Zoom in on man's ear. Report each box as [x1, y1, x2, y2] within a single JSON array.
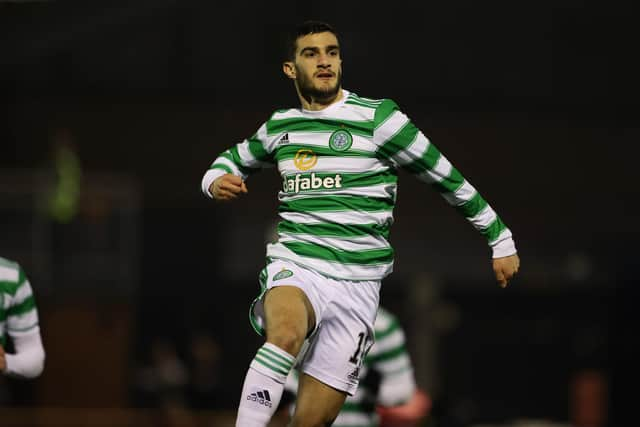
[[282, 61, 296, 80]]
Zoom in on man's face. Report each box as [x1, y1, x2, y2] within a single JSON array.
[[289, 31, 342, 102]]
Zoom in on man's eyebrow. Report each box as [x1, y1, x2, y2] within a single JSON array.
[[300, 46, 320, 54], [299, 45, 340, 54]]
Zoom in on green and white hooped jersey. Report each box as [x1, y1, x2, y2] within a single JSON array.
[[203, 89, 515, 280], [0, 257, 40, 347]]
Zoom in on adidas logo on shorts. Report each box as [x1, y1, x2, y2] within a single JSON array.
[[348, 366, 360, 381], [247, 389, 272, 408]]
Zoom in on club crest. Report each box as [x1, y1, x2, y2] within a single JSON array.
[[273, 269, 294, 281], [329, 129, 353, 152]]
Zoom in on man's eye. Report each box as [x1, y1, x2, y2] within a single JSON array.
[[304, 52, 315, 57]]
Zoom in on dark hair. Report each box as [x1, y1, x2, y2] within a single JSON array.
[[284, 21, 339, 61]]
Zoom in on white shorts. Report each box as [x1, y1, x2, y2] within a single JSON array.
[[250, 259, 381, 395]]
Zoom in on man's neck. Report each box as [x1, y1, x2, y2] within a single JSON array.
[[299, 88, 344, 111]]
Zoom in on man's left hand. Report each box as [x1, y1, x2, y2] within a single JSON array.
[[492, 254, 520, 288]]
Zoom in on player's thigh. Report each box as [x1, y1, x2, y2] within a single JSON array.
[[264, 286, 315, 351], [291, 373, 347, 427]]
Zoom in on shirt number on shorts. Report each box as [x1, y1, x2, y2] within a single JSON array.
[[349, 332, 366, 364]]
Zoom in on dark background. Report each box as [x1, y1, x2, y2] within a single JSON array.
[[1, 1, 637, 426]]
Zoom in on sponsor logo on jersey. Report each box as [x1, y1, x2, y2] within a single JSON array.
[[282, 172, 343, 194], [273, 269, 293, 281], [293, 149, 317, 171], [247, 389, 272, 407], [329, 129, 353, 152]]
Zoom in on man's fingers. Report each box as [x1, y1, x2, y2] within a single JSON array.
[[224, 174, 244, 186], [216, 188, 238, 201], [219, 181, 242, 193], [220, 180, 248, 194], [495, 269, 507, 288]]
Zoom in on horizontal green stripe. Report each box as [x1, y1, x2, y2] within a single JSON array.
[[455, 193, 487, 218], [366, 344, 407, 363], [377, 122, 419, 160], [432, 167, 466, 194], [8, 323, 39, 333], [7, 295, 35, 316], [345, 97, 380, 109], [375, 319, 400, 340], [260, 346, 294, 367], [350, 94, 382, 105], [0, 282, 19, 294], [257, 348, 293, 370], [282, 241, 393, 265], [220, 151, 235, 163], [268, 118, 373, 138], [278, 220, 390, 240], [279, 195, 393, 213], [345, 99, 377, 110], [483, 217, 508, 243], [228, 147, 258, 175], [247, 137, 270, 162], [0, 267, 23, 295], [275, 144, 375, 159], [383, 365, 413, 376], [373, 99, 398, 129], [403, 143, 441, 174], [254, 355, 289, 376]]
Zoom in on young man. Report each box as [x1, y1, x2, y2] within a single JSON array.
[[201, 21, 520, 427], [0, 256, 46, 379], [278, 306, 431, 427]]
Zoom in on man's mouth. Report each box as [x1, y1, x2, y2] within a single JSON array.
[[316, 72, 334, 79]]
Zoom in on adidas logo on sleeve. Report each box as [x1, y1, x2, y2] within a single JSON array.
[[247, 389, 273, 408], [277, 133, 290, 145]]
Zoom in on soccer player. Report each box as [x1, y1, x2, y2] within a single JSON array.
[[0, 256, 46, 379], [201, 20, 520, 427], [279, 306, 431, 427]]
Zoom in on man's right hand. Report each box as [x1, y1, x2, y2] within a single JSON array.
[[210, 173, 249, 201]]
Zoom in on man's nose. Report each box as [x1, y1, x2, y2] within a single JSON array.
[[317, 54, 331, 66]]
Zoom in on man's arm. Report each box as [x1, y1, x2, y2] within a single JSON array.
[[1, 328, 45, 379], [2, 267, 45, 379], [201, 121, 274, 200], [373, 99, 519, 286]]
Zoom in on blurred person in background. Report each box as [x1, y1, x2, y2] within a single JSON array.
[[185, 330, 225, 410], [133, 336, 195, 427], [201, 20, 519, 427], [0, 256, 46, 380], [275, 306, 431, 427]]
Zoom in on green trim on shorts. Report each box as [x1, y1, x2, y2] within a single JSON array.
[[249, 266, 269, 337]]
